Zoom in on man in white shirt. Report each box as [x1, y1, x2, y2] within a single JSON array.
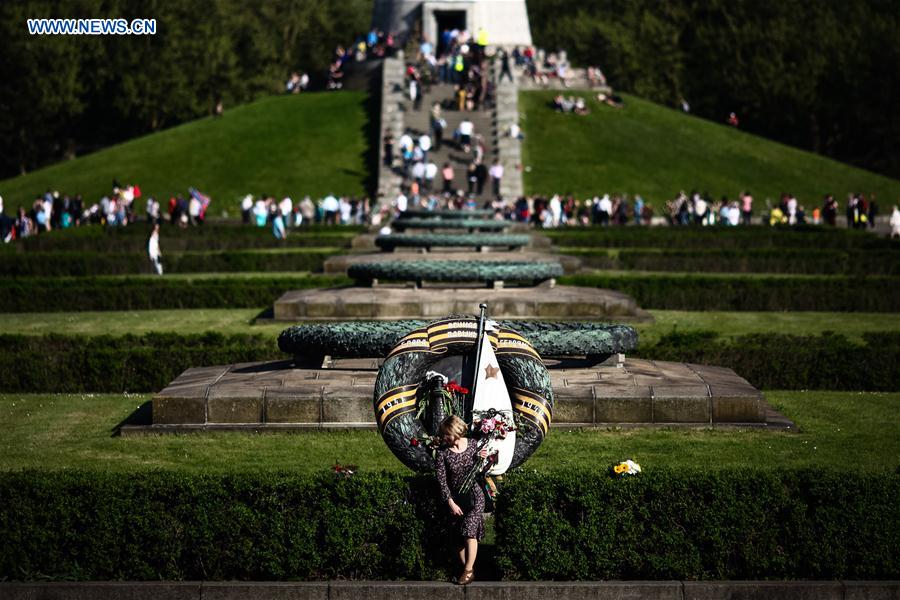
[[489, 160, 504, 198], [322, 194, 340, 225], [395, 192, 408, 214], [458, 119, 474, 151], [419, 134, 432, 161], [425, 162, 438, 191], [279, 196, 293, 227]]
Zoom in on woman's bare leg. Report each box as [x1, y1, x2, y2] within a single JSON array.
[[464, 538, 478, 571], [458, 544, 466, 567]]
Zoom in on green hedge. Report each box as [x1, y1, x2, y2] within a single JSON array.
[[1, 469, 896, 581], [0, 275, 350, 312], [4, 272, 893, 313], [2, 331, 897, 393], [564, 248, 900, 275], [0, 248, 345, 277], [560, 272, 900, 312], [633, 331, 899, 392], [495, 469, 900, 580], [546, 226, 898, 251], [0, 334, 282, 393], [0, 470, 454, 581], [1, 223, 363, 253]]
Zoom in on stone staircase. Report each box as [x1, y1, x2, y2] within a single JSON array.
[[401, 81, 499, 201]]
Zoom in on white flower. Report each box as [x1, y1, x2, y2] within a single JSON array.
[[424, 371, 448, 385]]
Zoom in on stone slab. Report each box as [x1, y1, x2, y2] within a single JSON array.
[[682, 581, 844, 600], [150, 358, 778, 428], [467, 581, 682, 600], [324, 251, 582, 275], [202, 582, 329, 600], [273, 285, 651, 321]]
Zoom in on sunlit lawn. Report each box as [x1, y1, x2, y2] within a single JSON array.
[[1, 309, 895, 345], [1, 391, 896, 474]]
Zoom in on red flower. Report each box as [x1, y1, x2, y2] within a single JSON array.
[[410, 437, 420, 447]]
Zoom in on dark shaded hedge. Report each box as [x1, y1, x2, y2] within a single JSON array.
[[2, 272, 894, 313], [0, 470, 455, 581], [2, 223, 363, 253], [0, 333, 282, 393], [633, 331, 900, 392], [494, 469, 900, 580], [546, 225, 898, 251], [560, 273, 900, 312], [0, 248, 341, 276], [1, 469, 897, 581], [565, 248, 900, 275], [0, 275, 350, 312], [2, 331, 897, 393]]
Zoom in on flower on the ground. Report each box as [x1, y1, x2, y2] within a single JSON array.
[[609, 459, 641, 479]]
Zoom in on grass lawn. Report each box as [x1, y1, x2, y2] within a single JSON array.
[[1, 309, 896, 345], [0, 92, 372, 216], [520, 91, 900, 206], [0, 391, 896, 474]]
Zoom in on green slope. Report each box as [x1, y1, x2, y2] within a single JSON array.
[[521, 91, 900, 206], [0, 92, 372, 216]]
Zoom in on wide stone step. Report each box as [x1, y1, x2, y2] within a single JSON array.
[[146, 358, 778, 431]]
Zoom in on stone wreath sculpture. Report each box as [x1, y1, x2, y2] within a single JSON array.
[[376, 233, 531, 252], [278, 320, 638, 363], [398, 209, 494, 219], [347, 260, 564, 285], [374, 316, 553, 472], [392, 218, 509, 231]]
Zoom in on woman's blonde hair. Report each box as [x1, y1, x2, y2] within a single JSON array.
[[439, 415, 467, 440]]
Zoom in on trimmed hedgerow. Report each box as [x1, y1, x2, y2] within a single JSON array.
[[559, 272, 900, 312], [0, 248, 342, 276], [632, 331, 899, 392], [0, 275, 350, 312], [1, 273, 893, 313], [1, 469, 896, 581], [494, 468, 900, 580], [0, 470, 456, 581], [1, 331, 897, 393], [545, 225, 897, 251], [2, 223, 363, 253], [564, 248, 900, 275], [0, 333, 281, 393]]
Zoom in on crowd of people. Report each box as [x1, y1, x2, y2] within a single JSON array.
[[239, 193, 371, 238]]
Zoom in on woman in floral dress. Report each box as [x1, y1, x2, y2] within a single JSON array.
[[435, 415, 488, 585]]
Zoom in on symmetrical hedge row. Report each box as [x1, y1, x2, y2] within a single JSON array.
[[2, 224, 363, 253], [565, 248, 900, 275], [633, 331, 899, 392], [0, 275, 350, 312], [0, 334, 282, 393], [0, 469, 896, 581], [560, 273, 900, 312], [546, 226, 897, 250], [494, 469, 899, 580], [3, 331, 896, 393], [0, 248, 341, 276], [0, 470, 453, 581]]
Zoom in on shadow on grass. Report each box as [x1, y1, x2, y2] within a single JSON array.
[[111, 400, 152, 437]]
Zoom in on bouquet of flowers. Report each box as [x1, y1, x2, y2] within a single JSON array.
[[457, 409, 516, 495], [332, 463, 357, 478], [416, 371, 467, 423], [608, 459, 642, 479]]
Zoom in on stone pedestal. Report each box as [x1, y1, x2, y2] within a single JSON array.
[[138, 357, 786, 434], [273, 285, 652, 321]]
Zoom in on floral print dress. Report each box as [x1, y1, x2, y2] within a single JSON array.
[[435, 440, 485, 541]]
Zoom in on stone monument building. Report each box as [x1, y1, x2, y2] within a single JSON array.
[[372, 0, 533, 47]]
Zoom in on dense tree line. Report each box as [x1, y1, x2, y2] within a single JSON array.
[[0, 0, 371, 178], [529, 0, 900, 179]]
